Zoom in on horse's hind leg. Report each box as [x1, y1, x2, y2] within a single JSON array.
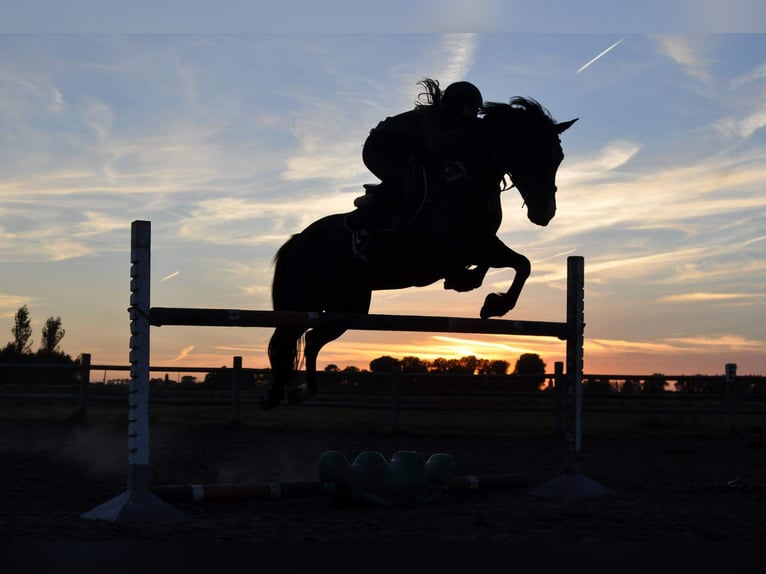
[[287, 326, 347, 405], [263, 326, 305, 410]]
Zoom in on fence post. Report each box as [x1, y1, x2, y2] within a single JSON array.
[[76, 353, 91, 420], [390, 363, 401, 434], [231, 356, 242, 425], [725, 363, 739, 436]]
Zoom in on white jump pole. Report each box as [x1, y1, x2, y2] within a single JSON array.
[[82, 220, 188, 522]]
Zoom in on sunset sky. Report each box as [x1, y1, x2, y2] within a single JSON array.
[[1, 4, 765, 378]]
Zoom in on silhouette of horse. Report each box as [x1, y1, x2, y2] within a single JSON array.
[[263, 98, 577, 408]]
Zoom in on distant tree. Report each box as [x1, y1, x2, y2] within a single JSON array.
[[620, 378, 641, 393], [429, 357, 452, 373], [473, 358, 510, 376], [488, 360, 510, 376], [370, 355, 400, 373], [203, 367, 257, 389], [584, 376, 614, 393], [342, 365, 361, 374], [324, 364, 340, 372], [400, 356, 429, 373], [643, 373, 668, 393], [512, 353, 546, 391], [455, 355, 479, 374], [426, 357, 464, 373], [676, 375, 722, 394], [11, 305, 33, 355], [40, 316, 65, 353]]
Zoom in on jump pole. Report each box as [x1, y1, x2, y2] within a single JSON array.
[[81, 221, 188, 522], [83, 222, 607, 522], [529, 256, 612, 498]]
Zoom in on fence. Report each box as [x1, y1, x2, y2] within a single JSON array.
[[1, 356, 761, 435]]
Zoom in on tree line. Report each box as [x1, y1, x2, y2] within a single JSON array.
[[0, 305, 76, 383], [325, 353, 549, 391]]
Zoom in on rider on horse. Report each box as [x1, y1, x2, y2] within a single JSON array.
[[346, 78, 484, 234]]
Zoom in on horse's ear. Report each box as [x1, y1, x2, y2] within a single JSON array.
[[555, 118, 578, 134]]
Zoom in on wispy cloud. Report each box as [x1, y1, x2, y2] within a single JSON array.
[[654, 35, 713, 83], [170, 345, 195, 363], [0, 294, 31, 318], [436, 33, 478, 82], [731, 62, 766, 89], [659, 292, 758, 303], [662, 334, 766, 351], [714, 104, 766, 138], [562, 140, 641, 181], [160, 271, 180, 282]]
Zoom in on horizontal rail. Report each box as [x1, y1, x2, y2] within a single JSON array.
[[150, 308, 570, 339], [152, 473, 533, 503]]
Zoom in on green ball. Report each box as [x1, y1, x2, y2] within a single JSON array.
[[318, 450, 351, 485], [425, 453, 456, 486]]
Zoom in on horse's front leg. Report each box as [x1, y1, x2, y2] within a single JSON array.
[[443, 265, 489, 292], [477, 237, 531, 319]]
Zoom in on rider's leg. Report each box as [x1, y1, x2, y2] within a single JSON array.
[[348, 136, 407, 231]]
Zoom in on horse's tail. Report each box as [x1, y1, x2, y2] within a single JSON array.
[[268, 233, 306, 382], [271, 233, 298, 311]]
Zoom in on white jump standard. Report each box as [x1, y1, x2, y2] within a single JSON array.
[[82, 220, 609, 523]]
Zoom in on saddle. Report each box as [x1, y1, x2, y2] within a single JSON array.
[[347, 161, 469, 263]]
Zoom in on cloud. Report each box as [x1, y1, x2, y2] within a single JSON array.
[[562, 140, 641, 181], [658, 292, 758, 303], [160, 271, 180, 282], [731, 62, 766, 89], [662, 334, 766, 352], [654, 35, 713, 83], [436, 33, 478, 82], [0, 294, 31, 318], [176, 192, 359, 247], [715, 104, 766, 138], [170, 345, 195, 363]]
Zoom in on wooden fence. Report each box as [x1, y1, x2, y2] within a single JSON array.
[[1, 355, 762, 436]]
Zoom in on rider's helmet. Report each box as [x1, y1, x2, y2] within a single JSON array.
[[441, 81, 483, 121]]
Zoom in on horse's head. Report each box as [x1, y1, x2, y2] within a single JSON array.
[[482, 98, 577, 227]]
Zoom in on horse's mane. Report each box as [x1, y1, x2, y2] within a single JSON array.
[[481, 97, 556, 130]]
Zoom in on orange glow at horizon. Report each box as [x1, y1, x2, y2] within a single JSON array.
[[145, 331, 763, 378]]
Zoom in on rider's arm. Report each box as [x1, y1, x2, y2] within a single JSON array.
[[417, 110, 479, 156]]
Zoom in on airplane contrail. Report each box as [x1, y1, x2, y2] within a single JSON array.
[[577, 38, 624, 74], [160, 271, 180, 282]]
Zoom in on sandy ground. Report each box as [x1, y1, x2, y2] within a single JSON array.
[[2, 419, 766, 544]]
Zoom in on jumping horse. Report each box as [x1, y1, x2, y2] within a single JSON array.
[[263, 97, 577, 408]]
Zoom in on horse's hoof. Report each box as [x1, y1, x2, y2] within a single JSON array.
[[287, 384, 316, 405], [480, 293, 510, 319], [260, 388, 285, 410]]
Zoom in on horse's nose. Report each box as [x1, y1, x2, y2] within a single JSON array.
[[528, 197, 556, 226]]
